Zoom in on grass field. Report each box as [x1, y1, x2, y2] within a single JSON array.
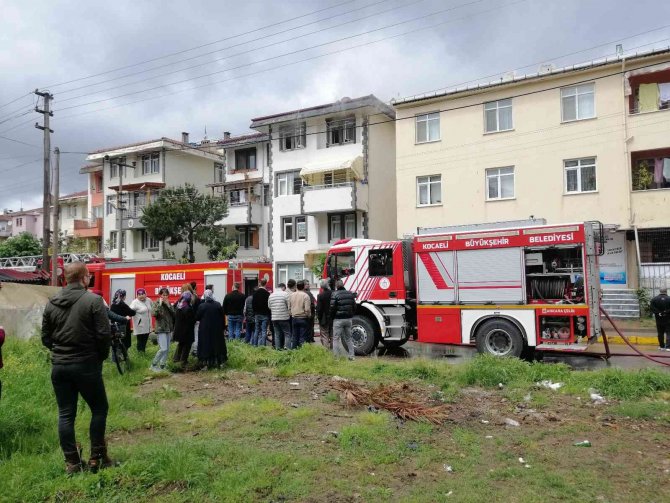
[[1, 338, 669, 502]]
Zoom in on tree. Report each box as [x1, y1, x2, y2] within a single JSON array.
[[0, 232, 42, 258], [140, 184, 231, 263]]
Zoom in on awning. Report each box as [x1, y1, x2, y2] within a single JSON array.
[[300, 156, 363, 180]]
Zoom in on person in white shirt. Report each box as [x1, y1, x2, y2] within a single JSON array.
[[129, 288, 153, 352]]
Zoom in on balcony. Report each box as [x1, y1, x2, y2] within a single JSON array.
[[120, 208, 146, 230], [0, 229, 11, 238], [217, 202, 263, 226], [74, 218, 103, 238], [301, 182, 368, 214]]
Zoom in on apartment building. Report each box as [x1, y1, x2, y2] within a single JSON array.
[[83, 134, 223, 261], [0, 213, 11, 241], [393, 48, 670, 293], [250, 95, 396, 285], [9, 208, 43, 239], [57, 190, 89, 246], [74, 166, 105, 252], [206, 132, 271, 260]]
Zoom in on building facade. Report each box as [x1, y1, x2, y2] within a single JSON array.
[[8, 208, 43, 239], [250, 95, 397, 285], [206, 132, 271, 261], [83, 135, 223, 261], [0, 213, 12, 241], [393, 49, 670, 292]]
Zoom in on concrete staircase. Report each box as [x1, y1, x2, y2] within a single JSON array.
[[601, 289, 640, 319]]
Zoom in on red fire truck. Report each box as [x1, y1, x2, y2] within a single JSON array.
[[89, 260, 272, 303], [323, 221, 604, 357]]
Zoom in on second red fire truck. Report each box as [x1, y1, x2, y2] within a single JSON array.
[[323, 221, 604, 357]]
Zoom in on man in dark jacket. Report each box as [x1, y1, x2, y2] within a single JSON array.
[[650, 288, 670, 350], [41, 262, 112, 474], [316, 279, 333, 349], [252, 279, 271, 346], [329, 279, 356, 360], [223, 282, 246, 340]]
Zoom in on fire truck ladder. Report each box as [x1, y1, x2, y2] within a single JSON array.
[[0, 252, 100, 269]]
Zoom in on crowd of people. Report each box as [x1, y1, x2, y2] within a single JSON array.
[[103, 277, 358, 373], [40, 262, 360, 474]]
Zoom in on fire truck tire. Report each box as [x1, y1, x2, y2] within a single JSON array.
[[345, 315, 378, 356], [475, 318, 525, 358]]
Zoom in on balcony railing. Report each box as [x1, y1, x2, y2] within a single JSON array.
[[74, 218, 103, 238]]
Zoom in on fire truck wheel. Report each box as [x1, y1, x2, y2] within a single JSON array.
[[346, 315, 378, 356], [475, 318, 524, 358]]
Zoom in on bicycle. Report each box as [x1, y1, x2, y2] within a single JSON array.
[[110, 323, 130, 375]]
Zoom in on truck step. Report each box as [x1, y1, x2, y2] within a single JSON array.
[[535, 343, 589, 352]]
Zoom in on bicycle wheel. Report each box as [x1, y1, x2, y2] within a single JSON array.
[[118, 344, 130, 374], [113, 343, 124, 375]]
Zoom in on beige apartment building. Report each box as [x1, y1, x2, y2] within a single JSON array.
[[393, 48, 670, 297]]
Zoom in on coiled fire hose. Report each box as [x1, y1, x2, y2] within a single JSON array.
[[599, 306, 670, 367]]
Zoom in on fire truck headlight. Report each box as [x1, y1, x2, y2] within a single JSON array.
[[577, 316, 585, 323]]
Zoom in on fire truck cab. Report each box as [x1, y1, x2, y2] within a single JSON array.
[[324, 222, 604, 357]]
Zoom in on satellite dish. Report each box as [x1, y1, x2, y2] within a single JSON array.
[[127, 219, 134, 228]]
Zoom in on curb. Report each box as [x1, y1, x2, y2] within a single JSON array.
[[597, 335, 658, 346]]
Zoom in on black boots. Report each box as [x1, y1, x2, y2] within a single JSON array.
[[88, 441, 114, 473], [64, 443, 84, 475]]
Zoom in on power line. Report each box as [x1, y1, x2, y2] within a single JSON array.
[[0, 92, 31, 111], [0, 109, 32, 127], [0, 134, 40, 148], [56, 0, 398, 97], [54, 0, 523, 114], [55, 0, 490, 111], [43, 0, 360, 89]]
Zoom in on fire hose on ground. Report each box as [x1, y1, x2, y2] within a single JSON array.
[[599, 306, 670, 368]]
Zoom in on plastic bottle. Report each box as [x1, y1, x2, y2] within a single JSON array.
[[573, 440, 591, 447]]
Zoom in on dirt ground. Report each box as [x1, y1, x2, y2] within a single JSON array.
[[127, 369, 670, 502]]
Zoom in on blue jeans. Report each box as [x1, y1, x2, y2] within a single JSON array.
[[272, 320, 291, 350], [253, 314, 269, 346], [151, 332, 171, 368], [228, 315, 243, 340], [290, 317, 308, 349]]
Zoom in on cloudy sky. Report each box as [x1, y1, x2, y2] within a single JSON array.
[[0, 0, 668, 212]]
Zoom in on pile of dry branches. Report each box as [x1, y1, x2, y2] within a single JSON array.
[[331, 379, 449, 424]]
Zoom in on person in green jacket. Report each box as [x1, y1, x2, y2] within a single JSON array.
[[151, 287, 175, 372], [41, 262, 112, 474]]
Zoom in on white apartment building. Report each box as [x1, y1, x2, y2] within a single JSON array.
[[84, 134, 223, 261], [206, 132, 271, 260], [250, 95, 397, 285], [57, 191, 88, 242]]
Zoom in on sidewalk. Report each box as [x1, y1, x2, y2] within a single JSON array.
[[599, 316, 659, 346]]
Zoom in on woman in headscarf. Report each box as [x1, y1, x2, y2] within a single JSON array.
[[196, 289, 227, 369], [110, 289, 136, 349], [172, 291, 196, 368]]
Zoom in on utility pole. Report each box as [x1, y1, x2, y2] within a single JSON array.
[[51, 147, 60, 286], [35, 89, 53, 273], [105, 155, 136, 260]]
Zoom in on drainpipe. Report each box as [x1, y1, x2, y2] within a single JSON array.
[[622, 56, 634, 228]]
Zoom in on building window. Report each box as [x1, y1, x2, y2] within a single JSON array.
[[235, 148, 257, 170], [276, 170, 302, 196], [93, 206, 103, 218], [415, 112, 440, 143], [484, 99, 513, 133], [236, 228, 250, 249], [68, 205, 77, 218], [326, 116, 356, 146], [133, 191, 147, 215], [282, 217, 293, 241], [632, 81, 670, 113], [142, 152, 160, 175], [282, 216, 307, 242], [106, 195, 115, 215], [109, 231, 125, 250], [417, 175, 442, 206], [328, 213, 356, 241], [228, 188, 247, 206], [279, 123, 306, 151], [632, 155, 670, 191], [96, 176, 103, 192], [214, 162, 224, 183], [637, 228, 670, 263], [564, 158, 596, 193], [368, 249, 393, 277], [561, 83, 595, 122], [276, 262, 304, 285], [296, 216, 306, 241], [16, 217, 23, 226], [486, 167, 515, 200], [109, 156, 127, 179], [263, 184, 270, 206], [142, 231, 159, 251]]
